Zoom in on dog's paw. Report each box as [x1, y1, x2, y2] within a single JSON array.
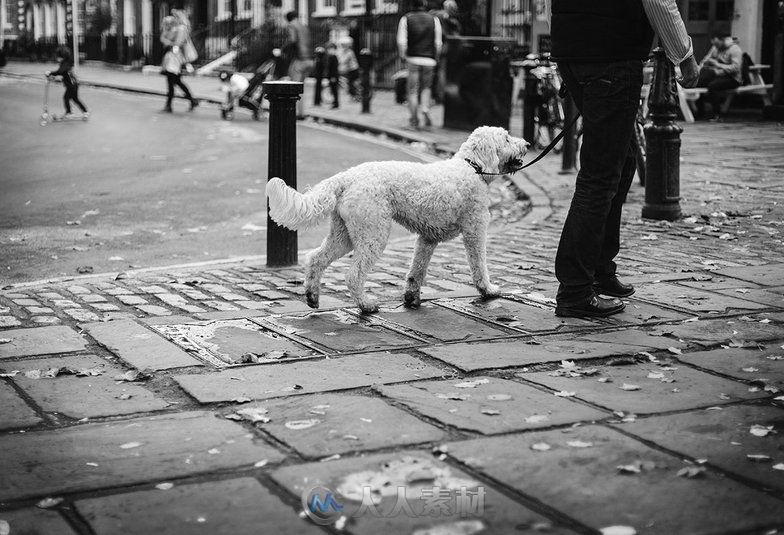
[[480, 283, 502, 298], [305, 289, 320, 309], [403, 289, 421, 308], [358, 297, 379, 315]]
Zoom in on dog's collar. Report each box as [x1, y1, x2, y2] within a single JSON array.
[[464, 158, 523, 176]]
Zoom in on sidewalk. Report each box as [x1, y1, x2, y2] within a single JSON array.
[[2, 61, 784, 535]]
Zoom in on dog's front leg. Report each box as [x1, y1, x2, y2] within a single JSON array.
[[462, 223, 500, 298], [404, 236, 438, 308]]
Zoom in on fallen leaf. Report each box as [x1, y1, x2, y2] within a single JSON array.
[[481, 408, 501, 416], [208, 448, 220, 454], [115, 393, 133, 400], [285, 419, 320, 430], [742, 367, 760, 373], [747, 454, 772, 462], [254, 459, 269, 468], [231, 396, 252, 404], [773, 463, 784, 471], [567, 440, 593, 448], [233, 407, 270, 423], [120, 441, 143, 449], [76, 266, 94, 274], [531, 442, 551, 451], [486, 394, 512, 401], [750, 424, 774, 437], [554, 390, 576, 397], [524, 415, 549, 424], [600, 526, 637, 535], [667, 347, 682, 355], [677, 466, 706, 478], [647, 372, 665, 380], [156, 482, 175, 490], [620, 383, 641, 391], [36, 497, 63, 509], [0, 338, 11, 344], [114, 369, 150, 382], [0, 520, 8, 535], [454, 378, 490, 388]]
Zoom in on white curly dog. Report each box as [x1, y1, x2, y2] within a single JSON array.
[[266, 126, 528, 314]]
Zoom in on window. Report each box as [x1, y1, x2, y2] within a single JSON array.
[[313, 0, 337, 17], [340, 0, 367, 16]]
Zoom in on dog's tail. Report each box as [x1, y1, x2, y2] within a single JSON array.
[[266, 177, 339, 230]]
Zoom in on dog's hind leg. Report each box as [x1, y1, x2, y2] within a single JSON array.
[[304, 215, 353, 309], [462, 224, 500, 298], [344, 218, 391, 314], [404, 236, 438, 308]]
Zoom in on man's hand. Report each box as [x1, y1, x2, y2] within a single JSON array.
[[678, 55, 699, 88]]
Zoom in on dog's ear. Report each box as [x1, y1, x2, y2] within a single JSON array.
[[464, 127, 503, 173]]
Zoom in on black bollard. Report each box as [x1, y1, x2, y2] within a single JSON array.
[[264, 81, 303, 267], [359, 48, 373, 114], [559, 94, 578, 174], [642, 48, 682, 221]]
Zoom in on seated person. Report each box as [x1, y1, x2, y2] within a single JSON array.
[[696, 31, 743, 121]]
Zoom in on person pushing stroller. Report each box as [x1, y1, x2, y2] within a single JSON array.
[[218, 51, 282, 120], [45, 46, 89, 119]]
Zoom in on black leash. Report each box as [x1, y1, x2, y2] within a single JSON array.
[[465, 112, 581, 176]]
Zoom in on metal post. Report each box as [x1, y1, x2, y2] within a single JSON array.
[[559, 93, 578, 174], [522, 64, 536, 143], [264, 81, 303, 267], [642, 47, 681, 221], [359, 47, 372, 114], [71, 0, 79, 68]]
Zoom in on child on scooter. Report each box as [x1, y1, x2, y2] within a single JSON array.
[[45, 46, 89, 119]]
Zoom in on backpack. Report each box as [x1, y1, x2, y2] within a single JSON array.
[[741, 52, 754, 86]]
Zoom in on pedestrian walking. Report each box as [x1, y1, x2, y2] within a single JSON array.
[[397, 0, 442, 130], [695, 31, 743, 121], [337, 36, 360, 101], [45, 46, 89, 119], [325, 42, 340, 109], [429, 0, 461, 103], [548, 0, 699, 318], [160, 13, 199, 113], [283, 11, 314, 118]]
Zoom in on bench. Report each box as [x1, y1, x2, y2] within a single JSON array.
[[679, 64, 773, 122]]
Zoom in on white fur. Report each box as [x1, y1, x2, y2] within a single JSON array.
[[265, 126, 528, 314]]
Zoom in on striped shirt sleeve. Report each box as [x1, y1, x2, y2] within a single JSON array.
[[641, 0, 694, 64]]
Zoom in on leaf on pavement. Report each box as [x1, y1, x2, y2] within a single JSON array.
[[676, 466, 706, 478], [749, 424, 774, 437], [600, 526, 637, 535], [530, 442, 551, 451], [554, 390, 576, 397], [619, 383, 641, 391], [285, 419, 320, 430], [566, 440, 593, 448], [747, 454, 772, 462], [36, 497, 63, 509]]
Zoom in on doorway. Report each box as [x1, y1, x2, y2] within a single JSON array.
[[681, 0, 735, 58]]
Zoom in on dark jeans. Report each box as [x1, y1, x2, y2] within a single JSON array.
[[555, 60, 643, 304], [63, 84, 87, 114], [165, 72, 194, 107], [696, 68, 740, 117], [328, 78, 339, 107]]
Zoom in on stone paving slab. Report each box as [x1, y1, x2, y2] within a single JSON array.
[[264, 310, 421, 353], [174, 353, 445, 403], [714, 287, 784, 309], [75, 477, 321, 535], [676, 346, 784, 390], [5, 354, 170, 419], [715, 264, 784, 287], [618, 404, 784, 493], [632, 283, 770, 313], [446, 425, 784, 535], [437, 296, 597, 333], [650, 317, 784, 347], [0, 411, 284, 500], [376, 376, 607, 434], [0, 508, 77, 535], [601, 299, 693, 326], [0, 380, 42, 430], [523, 362, 767, 414], [272, 451, 577, 534], [0, 325, 87, 358], [375, 303, 511, 342], [83, 319, 203, 370], [150, 319, 317, 367], [420, 339, 651, 372], [251, 393, 445, 458], [581, 329, 688, 350]]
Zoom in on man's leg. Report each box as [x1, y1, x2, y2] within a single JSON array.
[[420, 65, 435, 127], [555, 60, 642, 310], [71, 85, 88, 113], [406, 65, 421, 128], [706, 75, 740, 118]]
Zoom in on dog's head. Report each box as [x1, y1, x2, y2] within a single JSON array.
[[456, 126, 529, 176]]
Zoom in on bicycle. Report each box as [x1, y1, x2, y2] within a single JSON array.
[[523, 53, 566, 152]]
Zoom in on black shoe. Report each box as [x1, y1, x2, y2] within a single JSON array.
[[555, 294, 626, 318], [593, 276, 635, 298], [190, 99, 199, 111]]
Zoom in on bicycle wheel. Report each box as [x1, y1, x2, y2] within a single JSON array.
[[634, 119, 646, 186]]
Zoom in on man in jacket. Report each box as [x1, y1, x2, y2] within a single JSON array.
[[696, 31, 743, 120], [549, 0, 699, 318], [284, 11, 314, 118], [397, 0, 442, 129]]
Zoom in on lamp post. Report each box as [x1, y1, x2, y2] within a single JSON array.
[[642, 47, 681, 221]]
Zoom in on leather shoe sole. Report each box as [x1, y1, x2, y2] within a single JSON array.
[[555, 295, 626, 318]]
